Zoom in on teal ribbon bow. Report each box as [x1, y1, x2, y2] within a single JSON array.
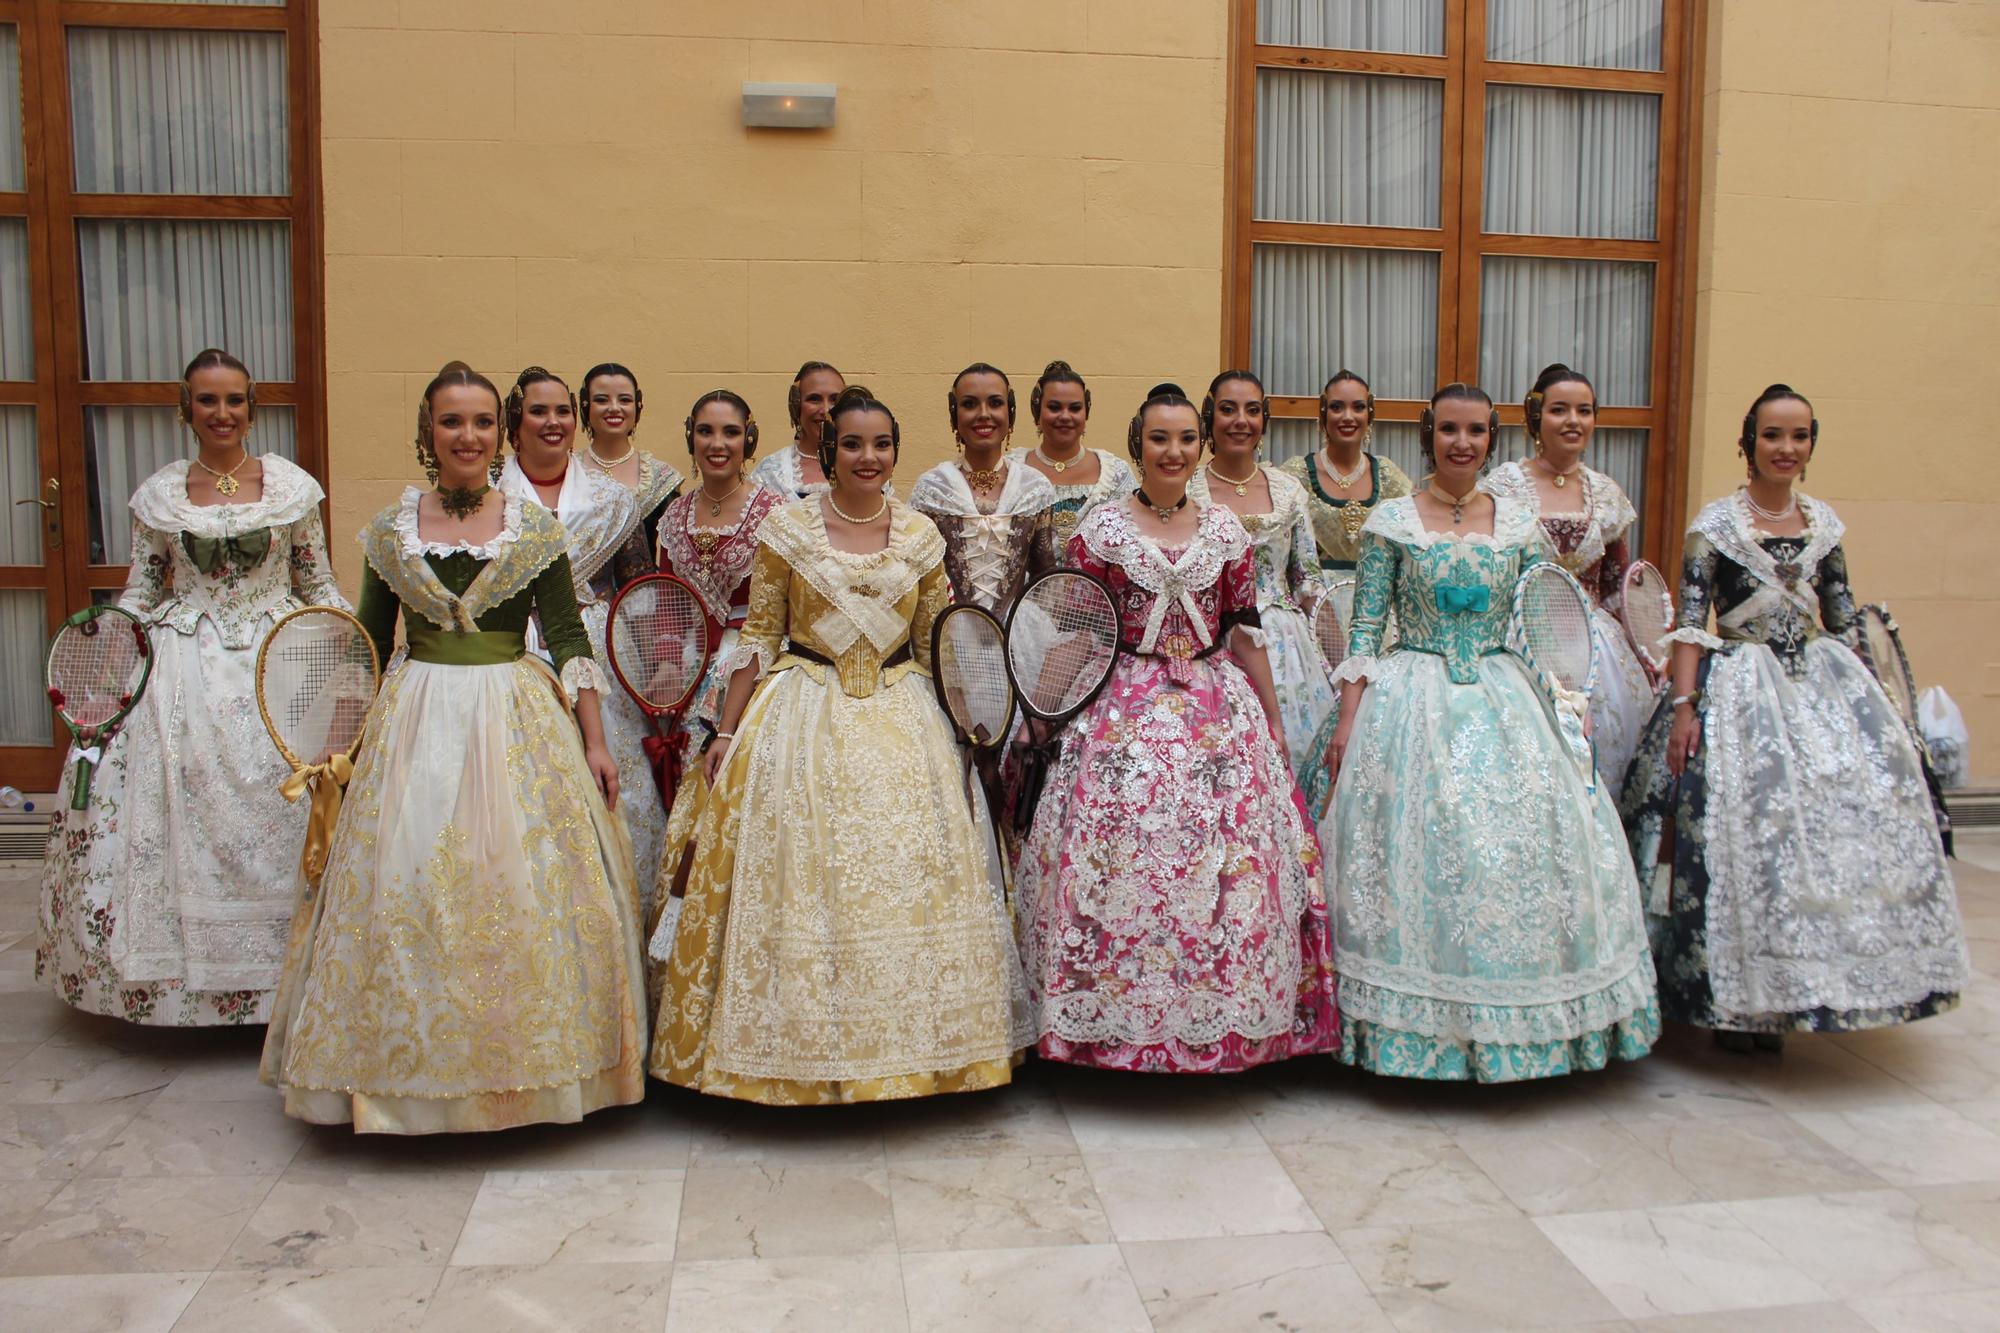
[[181, 529, 273, 576], [1434, 583, 1490, 615]]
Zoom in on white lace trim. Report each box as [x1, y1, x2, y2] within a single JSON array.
[[498, 456, 640, 594], [1329, 655, 1379, 687], [1481, 460, 1636, 578], [1363, 493, 1542, 550], [908, 458, 1057, 518], [389, 486, 527, 558], [559, 655, 600, 703], [1665, 626, 1724, 650], [1336, 954, 1658, 1045], [128, 455, 325, 537], [725, 638, 779, 678], [1689, 491, 1845, 615], [1077, 503, 1249, 654]]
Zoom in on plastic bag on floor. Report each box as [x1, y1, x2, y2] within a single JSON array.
[[1919, 686, 1970, 789]]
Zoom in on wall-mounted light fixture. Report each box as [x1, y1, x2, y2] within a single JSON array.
[[742, 83, 837, 129]]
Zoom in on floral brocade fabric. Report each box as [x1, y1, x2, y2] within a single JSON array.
[[1013, 503, 1339, 1072]]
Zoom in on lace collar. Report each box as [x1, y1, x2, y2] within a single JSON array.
[[759, 498, 945, 656], [1077, 502, 1249, 653], [909, 457, 1056, 518], [1481, 460, 1636, 573], [628, 452, 685, 516], [1362, 493, 1543, 551], [1187, 462, 1309, 537], [659, 482, 783, 623], [497, 455, 640, 586], [364, 488, 566, 631], [128, 455, 325, 538], [1007, 446, 1132, 502], [1690, 490, 1844, 612], [391, 485, 525, 559]]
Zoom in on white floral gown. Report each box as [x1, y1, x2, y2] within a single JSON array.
[[37, 457, 346, 1025], [1189, 464, 1334, 780], [1323, 495, 1660, 1081], [1482, 460, 1655, 788]]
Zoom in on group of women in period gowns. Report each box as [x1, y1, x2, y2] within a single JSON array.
[[34, 348, 1968, 1136]]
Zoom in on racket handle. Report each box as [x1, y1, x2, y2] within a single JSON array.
[[70, 758, 94, 811]]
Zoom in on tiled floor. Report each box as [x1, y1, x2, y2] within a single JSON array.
[[3, 839, 2000, 1331]]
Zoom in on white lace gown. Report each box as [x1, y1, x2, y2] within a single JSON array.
[[37, 457, 348, 1025]]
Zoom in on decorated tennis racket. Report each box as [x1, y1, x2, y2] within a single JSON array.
[[607, 572, 711, 812], [255, 606, 381, 882], [1619, 560, 1675, 679], [1309, 588, 1347, 675], [932, 602, 1016, 749], [1005, 568, 1120, 726], [1511, 562, 1599, 789], [46, 605, 153, 811], [1856, 603, 1920, 737]]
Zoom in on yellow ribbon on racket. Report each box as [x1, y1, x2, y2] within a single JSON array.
[[279, 754, 354, 884]]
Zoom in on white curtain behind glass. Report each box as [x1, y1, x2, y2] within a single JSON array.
[[1258, 0, 1445, 55], [68, 27, 287, 195], [0, 589, 45, 744], [1496, 423, 1648, 549], [86, 404, 297, 565], [1480, 255, 1653, 405], [1256, 71, 1442, 228], [77, 219, 293, 382], [1253, 243, 1439, 401], [1488, 0, 1664, 71], [0, 24, 22, 190], [1268, 418, 1423, 480], [0, 406, 38, 564], [1484, 85, 1658, 240], [0, 219, 29, 380]]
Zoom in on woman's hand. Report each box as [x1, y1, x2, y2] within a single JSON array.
[[586, 743, 620, 809], [1666, 705, 1701, 778], [1324, 717, 1355, 785], [702, 736, 728, 787]]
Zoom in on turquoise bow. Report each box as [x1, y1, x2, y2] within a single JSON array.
[[1434, 583, 1490, 615], [181, 530, 273, 576]]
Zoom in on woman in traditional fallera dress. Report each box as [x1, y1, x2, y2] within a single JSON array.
[[651, 389, 783, 926], [1010, 359, 1136, 548], [38, 350, 348, 1026], [1014, 391, 1338, 1073], [1482, 363, 1654, 788], [752, 360, 854, 499], [262, 362, 645, 1132], [1319, 383, 1658, 1082], [1189, 369, 1334, 781], [653, 387, 1030, 1103], [1279, 370, 1415, 574], [497, 367, 664, 912], [579, 361, 685, 554], [1620, 385, 1966, 1051]]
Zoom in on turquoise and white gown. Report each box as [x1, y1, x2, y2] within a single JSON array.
[[1320, 495, 1660, 1081], [1189, 464, 1334, 780]]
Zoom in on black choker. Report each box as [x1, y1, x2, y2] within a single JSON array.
[[437, 484, 490, 520], [1135, 487, 1188, 523]]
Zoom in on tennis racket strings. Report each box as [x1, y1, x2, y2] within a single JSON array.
[[1007, 570, 1119, 723], [936, 606, 1015, 746]]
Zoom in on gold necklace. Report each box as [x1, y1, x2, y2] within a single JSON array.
[[699, 473, 745, 517], [194, 450, 251, 497], [827, 492, 888, 525], [1034, 443, 1080, 474], [1319, 446, 1367, 490], [958, 459, 1005, 495], [1533, 454, 1584, 489], [586, 442, 636, 471], [1428, 480, 1479, 526], [1205, 461, 1259, 497]]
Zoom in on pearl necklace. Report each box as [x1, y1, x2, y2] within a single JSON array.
[[1741, 487, 1798, 523], [585, 442, 636, 471], [1319, 446, 1367, 490], [827, 492, 888, 525], [1205, 461, 1259, 497], [1034, 444, 1082, 474]]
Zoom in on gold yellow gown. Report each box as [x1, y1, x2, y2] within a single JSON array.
[[651, 499, 1031, 1103]]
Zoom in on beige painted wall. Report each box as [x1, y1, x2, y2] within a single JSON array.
[[317, 0, 1231, 587], [1689, 0, 2000, 774]]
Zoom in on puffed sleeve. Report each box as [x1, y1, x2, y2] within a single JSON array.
[[725, 543, 790, 678], [1219, 548, 1263, 639], [1336, 529, 1399, 683], [910, 559, 951, 674], [1665, 530, 1723, 649], [355, 562, 402, 671], [288, 512, 350, 610], [531, 552, 601, 701], [1817, 541, 1859, 637], [116, 520, 171, 617]]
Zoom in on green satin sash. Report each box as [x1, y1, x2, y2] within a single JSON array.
[[404, 626, 526, 666], [181, 529, 273, 575]]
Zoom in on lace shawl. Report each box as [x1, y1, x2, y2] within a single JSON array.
[[1076, 502, 1250, 654], [1187, 463, 1320, 613], [361, 488, 568, 632], [658, 482, 783, 625], [1669, 491, 1845, 649], [749, 499, 945, 659], [1481, 460, 1635, 590], [497, 456, 641, 601]]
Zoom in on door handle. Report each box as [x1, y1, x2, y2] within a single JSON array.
[[14, 477, 60, 549]]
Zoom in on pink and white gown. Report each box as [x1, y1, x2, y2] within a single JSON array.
[[1012, 502, 1339, 1072]]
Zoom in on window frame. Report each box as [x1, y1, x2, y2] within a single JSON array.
[[1222, 0, 1708, 570]]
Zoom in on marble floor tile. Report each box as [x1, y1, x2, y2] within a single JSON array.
[[1058, 1075, 1264, 1151], [152, 1051, 281, 1104], [665, 1253, 907, 1332], [674, 1163, 895, 1261], [442, 1102, 694, 1172], [1083, 1147, 1321, 1242], [0, 1037, 179, 1106], [0, 991, 101, 1045], [1535, 1202, 1832, 1319], [81, 1096, 308, 1178], [1904, 1179, 2000, 1259], [900, 1243, 1151, 1332], [1275, 1130, 1521, 1232], [1631, 1303, 1875, 1331], [1790, 1103, 2000, 1187], [1452, 1120, 1706, 1216], [878, 1082, 1079, 1161], [1722, 1189, 1993, 1299], [1833, 1030, 2000, 1103], [1123, 1231, 1396, 1333], [1588, 1037, 1780, 1124], [448, 1169, 682, 1266], [1338, 1217, 1623, 1331], [1418, 1073, 1623, 1135], [0, 1173, 275, 1275], [0, 1041, 40, 1078], [0, 1100, 144, 1179], [0, 1177, 63, 1238], [1727, 1038, 1929, 1113], [172, 1266, 440, 1332], [1847, 1286, 2000, 1332], [224, 1169, 483, 1270], [887, 1153, 1112, 1251], [1237, 1078, 1446, 1148], [426, 1261, 671, 1332], [1622, 1112, 1886, 1200], [681, 1099, 886, 1167], [0, 1271, 203, 1333]]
